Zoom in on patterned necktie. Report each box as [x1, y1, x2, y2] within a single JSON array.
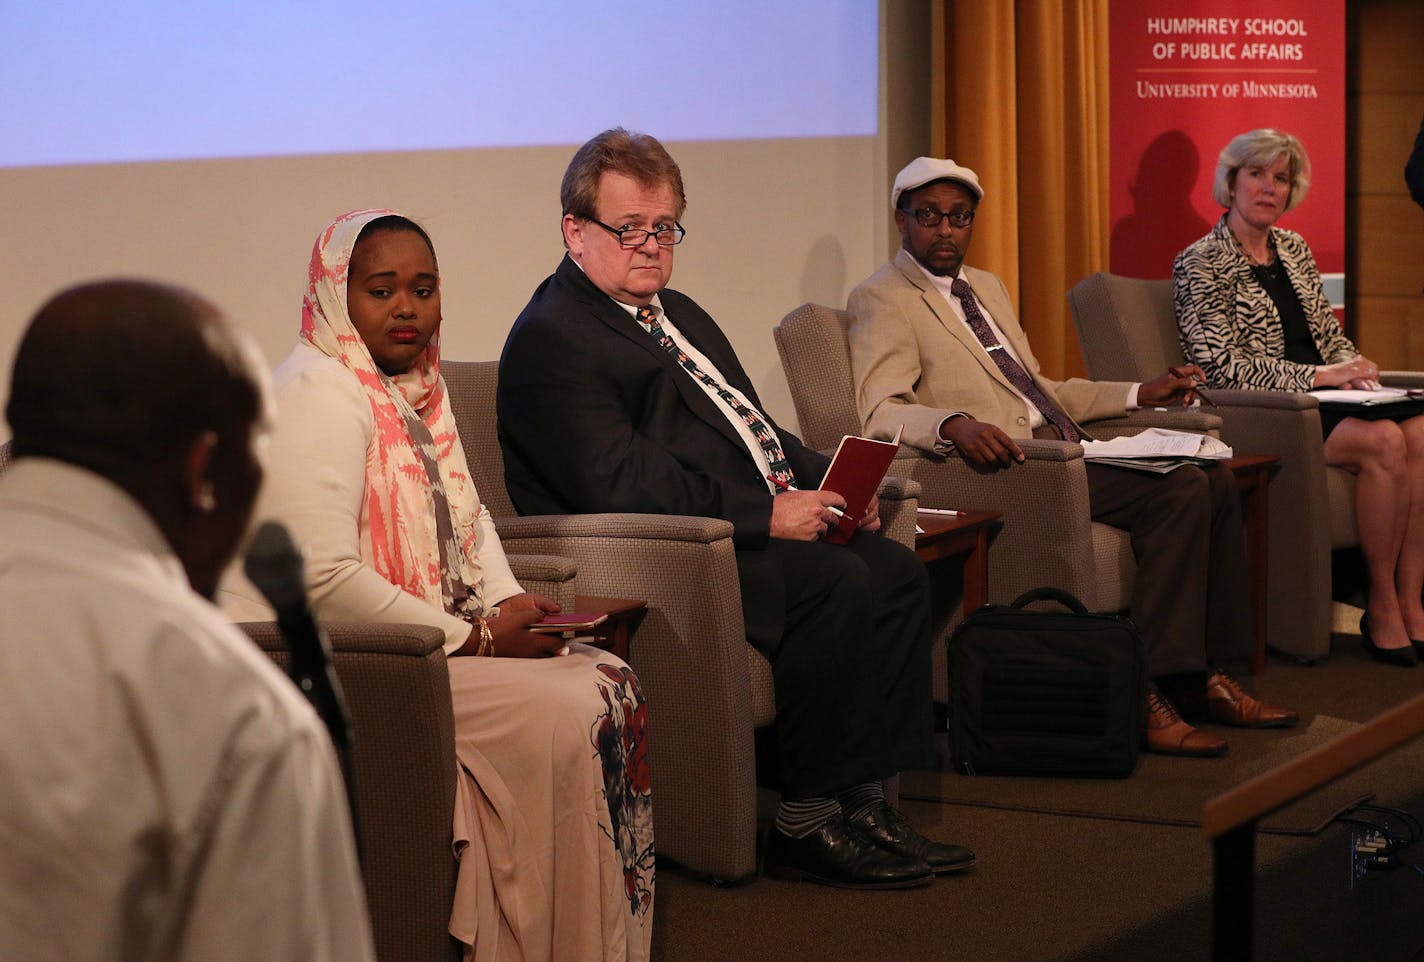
[[949, 277, 1081, 443], [637, 305, 797, 488]]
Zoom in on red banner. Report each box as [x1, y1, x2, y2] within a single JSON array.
[[1108, 2, 1345, 301]]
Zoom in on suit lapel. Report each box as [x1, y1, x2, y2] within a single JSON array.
[[655, 307, 760, 453], [555, 257, 752, 453], [962, 265, 1039, 374], [892, 249, 1019, 396]]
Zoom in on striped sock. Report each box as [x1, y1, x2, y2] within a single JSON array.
[[774, 796, 841, 838], [838, 780, 886, 821]]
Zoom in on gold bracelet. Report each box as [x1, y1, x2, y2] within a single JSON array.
[[475, 617, 494, 657]]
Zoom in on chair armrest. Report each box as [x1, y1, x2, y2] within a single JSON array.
[[894, 441, 1107, 608], [891, 438, 1085, 469], [1203, 400, 1330, 500], [505, 553, 578, 610], [494, 512, 733, 544], [877, 474, 921, 501], [1199, 394, 1337, 658], [876, 475, 921, 548], [240, 620, 449, 657], [1087, 408, 1223, 438], [491, 516, 744, 680], [1383, 371, 1424, 389], [492, 512, 756, 881], [1200, 387, 1318, 410]]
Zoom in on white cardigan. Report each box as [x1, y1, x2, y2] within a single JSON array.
[[225, 343, 522, 654]]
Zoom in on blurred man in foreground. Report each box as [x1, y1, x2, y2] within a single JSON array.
[[0, 280, 374, 960]]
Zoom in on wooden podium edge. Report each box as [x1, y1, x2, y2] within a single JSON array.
[[1204, 691, 1424, 839]]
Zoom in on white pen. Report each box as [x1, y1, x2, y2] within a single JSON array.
[[918, 507, 963, 517]]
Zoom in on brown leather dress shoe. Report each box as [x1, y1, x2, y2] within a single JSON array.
[[1202, 671, 1300, 728], [1144, 690, 1228, 757]]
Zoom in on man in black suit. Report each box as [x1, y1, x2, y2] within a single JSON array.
[[498, 128, 971, 889]]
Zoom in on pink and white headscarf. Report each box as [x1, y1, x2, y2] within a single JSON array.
[[301, 208, 486, 617]]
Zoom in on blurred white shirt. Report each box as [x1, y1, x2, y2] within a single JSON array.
[[0, 457, 374, 962]]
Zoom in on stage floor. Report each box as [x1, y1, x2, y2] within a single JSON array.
[[651, 632, 1424, 962]]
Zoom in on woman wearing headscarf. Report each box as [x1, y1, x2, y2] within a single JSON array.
[[231, 209, 653, 959], [1174, 129, 1424, 667]]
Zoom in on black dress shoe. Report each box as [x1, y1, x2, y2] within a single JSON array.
[[1362, 614, 1418, 667], [764, 814, 933, 889], [846, 802, 977, 875]]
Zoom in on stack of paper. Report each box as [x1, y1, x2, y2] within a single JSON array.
[[1309, 387, 1421, 406], [1079, 428, 1232, 474]]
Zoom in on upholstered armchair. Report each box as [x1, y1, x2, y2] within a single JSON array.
[[773, 302, 1222, 701], [440, 359, 921, 884], [1067, 271, 1424, 662]]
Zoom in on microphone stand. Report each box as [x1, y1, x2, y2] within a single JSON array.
[[245, 522, 362, 865]]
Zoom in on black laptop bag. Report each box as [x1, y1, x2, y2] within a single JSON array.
[[948, 587, 1146, 777]]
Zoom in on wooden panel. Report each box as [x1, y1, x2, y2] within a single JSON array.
[[1355, 92, 1424, 196], [1356, 0, 1424, 93], [1354, 295, 1424, 371], [1356, 195, 1424, 298], [1345, 0, 1424, 351]]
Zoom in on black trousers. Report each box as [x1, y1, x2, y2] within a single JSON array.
[[750, 532, 934, 798], [1086, 460, 1254, 678]]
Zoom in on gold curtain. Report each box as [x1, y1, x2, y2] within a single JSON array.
[[933, 0, 1109, 379]]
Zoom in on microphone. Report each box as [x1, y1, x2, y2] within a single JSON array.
[[244, 521, 360, 857]]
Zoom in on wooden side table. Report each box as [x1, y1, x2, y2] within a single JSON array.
[[1221, 454, 1280, 675], [914, 509, 1004, 613], [569, 595, 648, 662]]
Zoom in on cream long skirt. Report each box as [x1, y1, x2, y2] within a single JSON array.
[[446, 645, 653, 962]]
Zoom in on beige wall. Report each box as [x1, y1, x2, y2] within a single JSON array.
[[1349, 0, 1424, 367], [0, 1, 935, 446], [11, 3, 1418, 442], [0, 137, 879, 445]]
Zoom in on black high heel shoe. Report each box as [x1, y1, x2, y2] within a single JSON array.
[[1361, 614, 1419, 667]]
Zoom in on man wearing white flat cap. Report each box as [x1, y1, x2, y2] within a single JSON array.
[[846, 156, 1298, 758]]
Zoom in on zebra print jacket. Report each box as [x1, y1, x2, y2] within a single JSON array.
[[1172, 214, 1356, 393]]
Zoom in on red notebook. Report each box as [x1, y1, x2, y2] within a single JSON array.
[[818, 425, 904, 545]]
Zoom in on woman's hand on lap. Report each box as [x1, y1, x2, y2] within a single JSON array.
[[1316, 356, 1379, 388], [497, 592, 561, 615], [486, 607, 569, 658], [456, 604, 567, 658]]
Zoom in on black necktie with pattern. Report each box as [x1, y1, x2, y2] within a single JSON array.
[[949, 277, 1081, 443], [637, 305, 797, 487]]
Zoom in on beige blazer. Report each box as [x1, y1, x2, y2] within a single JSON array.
[[846, 248, 1132, 452]]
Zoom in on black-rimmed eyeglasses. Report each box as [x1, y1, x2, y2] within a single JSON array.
[[588, 217, 686, 248], [903, 207, 975, 229]]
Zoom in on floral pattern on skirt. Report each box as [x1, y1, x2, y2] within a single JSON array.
[[592, 663, 655, 919]]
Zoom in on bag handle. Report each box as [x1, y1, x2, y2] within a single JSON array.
[[1008, 587, 1089, 614]]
